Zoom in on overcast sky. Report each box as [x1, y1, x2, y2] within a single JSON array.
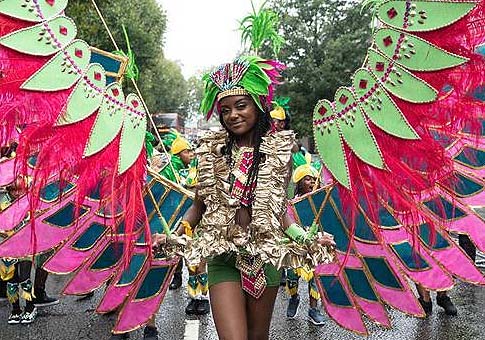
[[157, 0, 264, 78]]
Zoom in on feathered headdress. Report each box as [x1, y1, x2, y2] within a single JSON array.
[[200, 55, 285, 119], [239, 0, 285, 56], [161, 129, 191, 155], [292, 151, 321, 184], [270, 96, 291, 120]]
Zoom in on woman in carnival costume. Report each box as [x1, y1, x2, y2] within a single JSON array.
[[153, 56, 335, 339], [285, 152, 328, 325]]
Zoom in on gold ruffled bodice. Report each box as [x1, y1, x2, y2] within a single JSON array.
[[181, 130, 334, 270]]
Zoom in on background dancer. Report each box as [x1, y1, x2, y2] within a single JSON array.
[[285, 152, 328, 325]]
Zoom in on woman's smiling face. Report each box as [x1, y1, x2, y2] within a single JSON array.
[[219, 95, 258, 137]]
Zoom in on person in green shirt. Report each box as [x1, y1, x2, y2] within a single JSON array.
[[159, 134, 194, 183], [159, 133, 210, 316]]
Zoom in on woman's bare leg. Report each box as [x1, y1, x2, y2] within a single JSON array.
[[246, 287, 278, 340], [210, 281, 248, 340]]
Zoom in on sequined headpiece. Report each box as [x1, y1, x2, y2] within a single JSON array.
[[200, 56, 285, 119]]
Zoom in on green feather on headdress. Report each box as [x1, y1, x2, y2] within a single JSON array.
[[239, 0, 285, 56], [270, 96, 291, 120], [292, 151, 322, 183], [273, 96, 291, 112]]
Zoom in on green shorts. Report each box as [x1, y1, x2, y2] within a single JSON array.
[[207, 253, 281, 288]]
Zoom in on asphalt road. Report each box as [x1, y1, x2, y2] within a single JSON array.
[[1, 270, 484, 340]]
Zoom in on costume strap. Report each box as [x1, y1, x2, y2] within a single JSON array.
[[6, 282, 19, 303], [285, 268, 299, 296], [19, 278, 34, 301], [197, 273, 209, 295], [187, 275, 198, 299], [0, 258, 17, 281]]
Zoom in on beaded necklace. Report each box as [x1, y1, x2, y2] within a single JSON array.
[[229, 145, 255, 206]]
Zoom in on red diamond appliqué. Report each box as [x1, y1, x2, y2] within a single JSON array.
[[74, 49, 83, 58], [132, 100, 139, 108], [375, 62, 385, 72], [59, 26, 68, 36], [112, 88, 120, 97], [318, 106, 327, 116], [46, 0, 55, 6], [339, 95, 349, 105], [387, 7, 398, 19], [383, 36, 393, 47], [359, 79, 368, 89], [94, 72, 102, 81]]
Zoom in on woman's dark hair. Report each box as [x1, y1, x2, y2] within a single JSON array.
[[294, 179, 305, 198], [284, 113, 291, 130], [219, 98, 272, 203]]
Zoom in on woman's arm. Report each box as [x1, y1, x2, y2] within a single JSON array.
[[282, 206, 335, 247], [152, 190, 206, 248], [173, 191, 206, 235], [281, 210, 295, 230]]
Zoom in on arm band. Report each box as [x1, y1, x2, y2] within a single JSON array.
[[285, 223, 307, 244]]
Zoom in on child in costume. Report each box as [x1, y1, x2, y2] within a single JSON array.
[[270, 97, 291, 132], [153, 56, 335, 340], [0, 179, 37, 324], [159, 132, 210, 316], [159, 130, 195, 185], [286, 152, 328, 325]]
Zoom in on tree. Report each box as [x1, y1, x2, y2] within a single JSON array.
[[180, 75, 205, 121], [265, 0, 372, 138], [143, 57, 188, 114], [66, 0, 187, 115]]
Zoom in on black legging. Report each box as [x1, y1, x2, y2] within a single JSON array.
[[459, 235, 476, 262]]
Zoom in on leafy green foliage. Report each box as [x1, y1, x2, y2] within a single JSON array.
[[180, 75, 205, 121], [66, 0, 187, 116], [239, 0, 285, 56], [265, 0, 372, 138], [145, 57, 188, 114]]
